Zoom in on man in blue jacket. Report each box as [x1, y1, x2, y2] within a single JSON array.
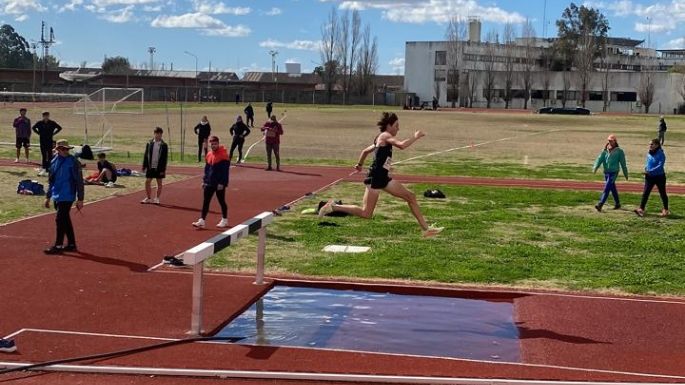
[[44, 139, 84, 254]]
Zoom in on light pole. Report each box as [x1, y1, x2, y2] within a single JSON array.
[[148, 47, 156, 71], [268, 50, 278, 83], [184, 50, 198, 87], [184, 50, 199, 102]]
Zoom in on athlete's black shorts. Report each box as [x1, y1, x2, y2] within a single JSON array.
[[145, 168, 165, 179], [15, 137, 30, 149], [364, 175, 391, 189]]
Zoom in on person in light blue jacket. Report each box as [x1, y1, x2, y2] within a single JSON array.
[[634, 138, 669, 217]]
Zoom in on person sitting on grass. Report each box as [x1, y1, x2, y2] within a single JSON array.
[[318, 112, 444, 238], [85, 153, 117, 186]]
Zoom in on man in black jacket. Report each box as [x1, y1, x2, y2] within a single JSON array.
[[32, 111, 62, 175], [229, 115, 251, 164], [244, 102, 254, 127], [141, 127, 169, 204]]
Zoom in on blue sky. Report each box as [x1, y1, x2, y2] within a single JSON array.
[[3, 0, 685, 75]]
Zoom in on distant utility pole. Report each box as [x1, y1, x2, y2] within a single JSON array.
[[269, 50, 278, 83], [39, 21, 55, 86], [148, 47, 156, 71]]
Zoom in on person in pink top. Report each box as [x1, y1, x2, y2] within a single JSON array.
[[260, 114, 284, 171]]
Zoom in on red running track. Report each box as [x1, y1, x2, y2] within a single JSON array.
[[1, 161, 684, 384]]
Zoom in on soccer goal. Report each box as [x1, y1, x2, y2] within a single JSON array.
[[0, 88, 143, 152]]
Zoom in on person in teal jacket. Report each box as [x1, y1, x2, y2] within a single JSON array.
[[592, 134, 628, 211], [634, 138, 669, 217]]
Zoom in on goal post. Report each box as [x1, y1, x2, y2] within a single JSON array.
[[73, 88, 144, 115]]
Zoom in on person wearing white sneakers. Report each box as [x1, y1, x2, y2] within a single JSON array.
[[13, 108, 31, 164], [141, 127, 168, 204], [193, 136, 230, 229], [318, 112, 443, 238]]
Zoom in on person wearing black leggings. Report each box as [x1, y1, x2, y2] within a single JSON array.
[[192, 136, 230, 229], [635, 138, 669, 217]]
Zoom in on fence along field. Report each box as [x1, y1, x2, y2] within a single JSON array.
[[1, 97, 683, 175]]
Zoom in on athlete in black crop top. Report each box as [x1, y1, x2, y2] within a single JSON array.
[[318, 112, 443, 237]]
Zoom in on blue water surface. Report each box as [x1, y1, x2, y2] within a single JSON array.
[[215, 286, 520, 362]]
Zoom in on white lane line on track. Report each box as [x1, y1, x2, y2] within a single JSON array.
[[3, 328, 685, 381]]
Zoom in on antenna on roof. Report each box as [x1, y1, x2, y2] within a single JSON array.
[[39, 21, 56, 85]]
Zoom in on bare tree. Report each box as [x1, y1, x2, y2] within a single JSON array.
[[337, 10, 349, 103], [482, 30, 498, 109], [556, 3, 609, 107], [502, 23, 516, 109], [356, 24, 378, 96], [520, 19, 536, 109], [467, 62, 479, 108], [638, 73, 655, 113], [445, 16, 466, 107], [320, 7, 340, 103], [434, 78, 441, 103], [600, 36, 612, 112], [561, 68, 572, 107], [540, 45, 555, 106], [348, 10, 361, 97]]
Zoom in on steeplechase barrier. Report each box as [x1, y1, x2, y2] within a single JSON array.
[[181, 211, 273, 336]]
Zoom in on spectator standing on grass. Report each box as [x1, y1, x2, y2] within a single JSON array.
[[43, 139, 84, 255], [192, 136, 230, 229], [592, 134, 628, 212], [261, 115, 283, 171], [32, 111, 62, 176], [244, 102, 254, 127], [635, 139, 669, 218], [0, 338, 16, 353], [193, 115, 211, 162], [13, 108, 31, 164], [318, 112, 444, 238], [141, 127, 168, 205], [265, 100, 273, 119], [658, 115, 667, 146], [229, 115, 250, 164]]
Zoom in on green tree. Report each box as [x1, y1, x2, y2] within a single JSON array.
[[555, 3, 609, 107], [102, 56, 131, 74], [36, 54, 60, 70], [0, 24, 32, 69]]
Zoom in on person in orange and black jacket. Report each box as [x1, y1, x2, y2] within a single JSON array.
[[192, 136, 230, 229]]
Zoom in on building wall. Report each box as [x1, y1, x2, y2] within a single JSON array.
[[405, 40, 685, 113]]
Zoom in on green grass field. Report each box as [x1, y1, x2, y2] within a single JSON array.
[[2, 104, 683, 296]]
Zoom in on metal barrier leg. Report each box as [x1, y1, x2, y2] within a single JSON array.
[[254, 226, 266, 285], [190, 261, 204, 336]]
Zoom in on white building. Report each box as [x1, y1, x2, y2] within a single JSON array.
[[404, 19, 685, 114]]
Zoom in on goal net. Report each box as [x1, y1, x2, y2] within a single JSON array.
[[0, 88, 144, 152]]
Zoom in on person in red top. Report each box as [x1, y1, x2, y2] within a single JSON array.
[[192, 136, 230, 229], [260, 115, 284, 171]]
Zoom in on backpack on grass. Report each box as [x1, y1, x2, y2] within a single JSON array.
[[17, 179, 45, 195]]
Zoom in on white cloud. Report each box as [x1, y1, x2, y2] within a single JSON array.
[[388, 57, 404, 74], [1, 0, 46, 17], [59, 0, 83, 12], [152, 12, 250, 37], [152, 12, 226, 28], [92, 0, 159, 7], [634, 20, 672, 34], [143, 4, 162, 11], [265, 7, 281, 16], [259, 38, 320, 51], [324, 0, 525, 24], [584, 0, 685, 36], [663, 36, 685, 49], [15, 13, 28, 21], [202, 25, 250, 37], [100, 5, 135, 22], [192, 0, 250, 15]]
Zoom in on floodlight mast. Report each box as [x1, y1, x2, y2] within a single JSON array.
[[269, 50, 278, 83]]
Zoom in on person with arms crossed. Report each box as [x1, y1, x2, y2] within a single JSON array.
[[193, 115, 211, 163], [32, 111, 62, 176], [141, 127, 169, 204], [229, 115, 250, 164]]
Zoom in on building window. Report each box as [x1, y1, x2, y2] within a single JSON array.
[[435, 51, 447, 66], [588, 91, 603, 101], [612, 92, 637, 102], [434, 69, 446, 81]]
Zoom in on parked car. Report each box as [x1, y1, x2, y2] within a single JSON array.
[[537, 106, 591, 115]]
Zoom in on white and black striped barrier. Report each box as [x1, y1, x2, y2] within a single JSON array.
[[181, 211, 273, 336]]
